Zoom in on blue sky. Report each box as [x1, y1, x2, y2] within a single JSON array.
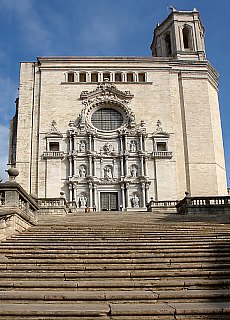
[[0, 0, 229, 186]]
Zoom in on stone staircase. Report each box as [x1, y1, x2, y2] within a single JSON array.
[[0, 211, 229, 319]]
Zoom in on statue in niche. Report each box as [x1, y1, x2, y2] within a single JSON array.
[[79, 140, 86, 152], [79, 195, 87, 207], [129, 112, 135, 124], [130, 140, 137, 152], [131, 194, 140, 208], [130, 165, 138, 178], [79, 109, 86, 124], [79, 165, 86, 177], [103, 142, 112, 153], [104, 166, 113, 179]]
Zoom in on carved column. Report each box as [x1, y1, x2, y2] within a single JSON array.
[[120, 156, 124, 176], [93, 157, 96, 176], [89, 183, 93, 208], [73, 156, 77, 177], [88, 156, 92, 176], [119, 135, 124, 152], [144, 156, 148, 176], [88, 134, 92, 150], [69, 155, 73, 177], [139, 134, 143, 151], [121, 184, 125, 208], [73, 184, 77, 203], [73, 135, 77, 151], [125, 183, 130, 208], [100, 158, 103, 178], [69, 183, 73, 202], [125, 156, 129, 177], [93, 184, 98, 208], [141, 182, 146, 207], [140, 156, 144, 176], [146, 183, 150, 204]]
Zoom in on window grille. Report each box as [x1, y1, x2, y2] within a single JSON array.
[[91, 108, 123, 131]]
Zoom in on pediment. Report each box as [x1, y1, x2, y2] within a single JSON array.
[[80, 82, 134, 102]]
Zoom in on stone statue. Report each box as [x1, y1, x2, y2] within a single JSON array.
[[79, 195, 87, 207], [104, 166, 113, 179], [129, 112, 135, 124], [131, 165, 138, 177], [79, 140, 86, 152], [79, 165, 86, 177], [156, 119, 163, 133], [51, 120, 58, 132], [130, 140, 137, 152], [131, 194, 139, 208]]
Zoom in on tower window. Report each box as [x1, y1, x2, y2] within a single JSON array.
[[182, 26, 192, 50], [115, 73, 122, 82], [79, 72, 86, 82], [67, 72, 74, 82], [138, 73, 145, 82], [164, 33, 172, 56], [91, 73, 98, 82], [127, 73, 134, 82]]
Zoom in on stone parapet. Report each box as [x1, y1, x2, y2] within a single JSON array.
[[176, 195, 230, 214], [0, 181, 39, 241]]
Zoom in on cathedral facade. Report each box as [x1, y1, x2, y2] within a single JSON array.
[[9, 9, 227, 211]]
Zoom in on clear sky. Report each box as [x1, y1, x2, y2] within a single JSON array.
[[0, 0, 229, 187]]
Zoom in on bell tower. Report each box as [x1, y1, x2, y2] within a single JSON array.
[[151, 8, 206, 60]]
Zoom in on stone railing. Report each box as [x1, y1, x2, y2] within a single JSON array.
[[0, 181, 39, 241], [152, 151, 172, 159], [37, 197, 68, 214], [42, 151, 64, 159], [176, 196, 230, 214], [147, 198, 178, 213]]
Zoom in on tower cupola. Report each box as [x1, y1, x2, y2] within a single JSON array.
[[151, 8, 206, 60]]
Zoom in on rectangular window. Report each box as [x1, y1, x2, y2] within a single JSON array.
[[91, 73, 98, 82], [138, 73, 145, 82], [79, 72, 86, 82], [68, 73, 74, 82], [103, 73, 110, 81], [115, 73, 122, 82], [49, 142, 59, 151], [127, 73, 134, 82], [156, 142, 167, 151]]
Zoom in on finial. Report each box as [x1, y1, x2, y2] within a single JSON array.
[[169, 6, 177, 12], [6, 167, 19, 182]]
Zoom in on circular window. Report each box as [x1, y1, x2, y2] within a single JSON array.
[[91, 108, 123, 131]]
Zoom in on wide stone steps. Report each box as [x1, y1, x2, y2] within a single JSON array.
[[0, 212, 229, 319]]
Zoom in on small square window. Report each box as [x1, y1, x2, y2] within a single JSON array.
[[127, 73, 134, 82], [103, 73, 110, 81], [156, 142, 167, 151], [68, 73, 74, 82], [138, 73, 145, 82], [91, 73, 98, 82], [115, 73, 122, 82], [79, 73, 86, 82], [49, 142, 59, 151]]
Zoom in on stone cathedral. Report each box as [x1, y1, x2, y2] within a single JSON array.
[[9, 9, 227, 211]]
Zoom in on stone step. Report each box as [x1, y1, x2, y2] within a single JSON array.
[[0, 289, 228, 303], [0, 301, 229, 318], [1, 261, 229, 271], [0, 278, 229, 290], [0, 269, 230, 280]]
